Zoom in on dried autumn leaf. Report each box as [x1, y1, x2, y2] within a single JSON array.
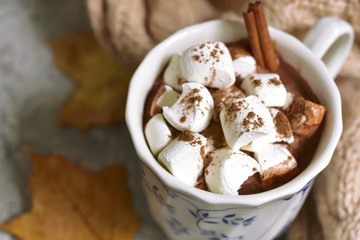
[[0, 148, 141, 240], [48, 30, 133, 131]]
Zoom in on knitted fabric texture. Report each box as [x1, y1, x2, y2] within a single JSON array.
[[86, 0, 360, 239]]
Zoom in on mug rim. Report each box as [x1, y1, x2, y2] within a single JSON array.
[[126, 19, 343, 206]]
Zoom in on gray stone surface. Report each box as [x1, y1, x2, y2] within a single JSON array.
[[0, 0, 165, 239]]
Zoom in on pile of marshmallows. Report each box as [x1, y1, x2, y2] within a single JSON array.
[[145, 41, 323, 195]]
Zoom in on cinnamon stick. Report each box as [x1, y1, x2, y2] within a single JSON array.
[[253, 1, 278, 72], [243, 1, 278, 72], [243, 9, 265, 68]]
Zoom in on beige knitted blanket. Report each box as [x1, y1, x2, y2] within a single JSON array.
[[86, 0, 360, 239]]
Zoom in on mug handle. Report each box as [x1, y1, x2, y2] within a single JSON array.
[[302, 17, 354, 79]]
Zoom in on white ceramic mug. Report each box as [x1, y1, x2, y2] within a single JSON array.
[[126, 17, 353, 240]]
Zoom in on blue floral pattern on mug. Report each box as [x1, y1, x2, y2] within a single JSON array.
[[152, 188, 256, 239], [140, 163, 314, 239]]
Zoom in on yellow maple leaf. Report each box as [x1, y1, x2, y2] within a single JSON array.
[[0, 148, 141, 240], [48, 30, 133, 131]]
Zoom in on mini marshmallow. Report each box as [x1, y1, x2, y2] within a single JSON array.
[[145, 114, 174, 156], [233, 55, 256, 78], [287, 95, 326, 137], [158, 130, 206, 186], [149, 85, 180, 117], [241, 108, 294, 151], [163, 82, 214, 132], [205, 148, 260, 195], [180, 42, 235, 89], [241, 73, 287, 107], [164, 54, 186, 91], [211, 85, 245, 122], [220, 95, 275, 150], [253, 144, 298, 187]]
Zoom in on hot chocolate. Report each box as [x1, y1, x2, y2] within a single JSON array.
[[143, 39, 325, 195]]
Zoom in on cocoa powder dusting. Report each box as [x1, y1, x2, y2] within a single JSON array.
[[181, 89, 203, 109], [193, 95, 203, 103], [242, 118, 251, 127], [247, 111, 255, 118], [210, 49, 218, 58], [253, 79, 262, 87], [200, 145, 206, 161], [194, 95, 203, 107], [269, 78, 281, 86], [193, 55, 201, 61], [212, 69, 217, 79], [258, 117, 264, 126], [242, 113, 264, 130], [178, 130, 203, 147], [273, 111, 292, 138], [225, 100, 244, 122], [178, 129, 195, 142], [180, 116, 187, 123]]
